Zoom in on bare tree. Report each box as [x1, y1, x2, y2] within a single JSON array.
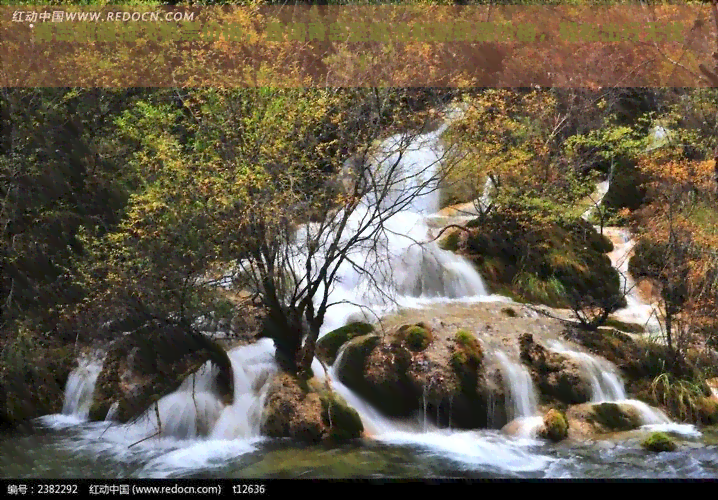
[[230, 92, 459, 377]]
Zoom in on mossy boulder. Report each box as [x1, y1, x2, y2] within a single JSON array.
[[519, 333, 591, 405], [450, 330, 483, 384], [642, 431, 677, 453], [567, 402, 643, 433], [337, 326, 496, 429], [318, 390, 364, 442], [262, 373, 363, 443], [538, 409, 569, 442], [457, 212, 623, 311], [262, 373, 325, 442], [89, 321, 233, 423], [316, 322, 375, 366]]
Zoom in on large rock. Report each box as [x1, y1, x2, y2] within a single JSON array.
[[89, 321, 233, 423], [337, 325, 501, 429], [519, 333, 592, 405], [567, 402, 643, 433], [261, 373, 363, 442]]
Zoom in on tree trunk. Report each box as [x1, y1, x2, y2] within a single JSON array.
[[263, 307, 304, 374], [297, 321, 321, 380], [665, 310, 673, 351]]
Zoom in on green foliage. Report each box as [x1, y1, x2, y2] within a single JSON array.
[[641, 432, 677, 453], [650, 373, 708, 423]]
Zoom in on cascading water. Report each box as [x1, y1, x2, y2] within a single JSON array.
[[582, 178, 662, 338], [581, 180, 610, 221], [604, 227, 663, 338], [547, 340, 626, 402], [210, 338, 278, 440], [289, 113, 491, 337], [62, 353, 104, 420], [547, 340, 698, 436], [494, 351, 544, 438]]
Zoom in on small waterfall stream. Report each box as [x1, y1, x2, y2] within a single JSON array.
[[547, 340, 698, 435], [61, 353, 104, 420], [493, 351, 543, 438]]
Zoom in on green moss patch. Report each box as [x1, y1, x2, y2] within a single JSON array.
[[641, 431, 677, 453], [316, 322, 375, 366]]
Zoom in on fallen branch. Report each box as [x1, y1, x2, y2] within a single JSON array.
[[128, 430, 161, 449], [428, 224, 472, 243]]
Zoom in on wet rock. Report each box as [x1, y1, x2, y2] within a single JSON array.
[[641, 432, 677, 453], [337, 326, 497, 429], [89, 321, 233, 423], [262, 373, 363, 443], [262, 373, 325, 442], [519, 333, 591, 405], [316, 322, 375, 366], [567, 402, 643, 433], [538, 408, 569, 442]]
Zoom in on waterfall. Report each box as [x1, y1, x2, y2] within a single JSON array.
[[62, 353, 104, 420], [547, 340, 626, 402], [209, 339, 278, 439], [494, 351, 538, 420], [494, 351, 544, 438], [546, 341, 698, 436], [603, 227, 663, 338], [320, 344, 419, 436], [129, 338, 278, 441]]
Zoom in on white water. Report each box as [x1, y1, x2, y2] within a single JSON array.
[[493, 351, 543, 439], [604, 227, 663, 338], [548, 340, 626, 402], [62, 353, 104, 420], [287, 112, 492, 337], [546, 340, 699, 436]]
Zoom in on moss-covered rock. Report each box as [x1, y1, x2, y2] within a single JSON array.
[[319, 390, 364, 442], [567, 402, 643, 433], [262, 373, 364, 443], [262, 373, 325, 442], [316, 322, 375, 366], [538, 408, 569, 442], [336, 325, 497, 429], [335, 334, 381, 395], [642, 431, 677, 453], [519, 333, 592, 405], [456, 212, 624, 313], [89, 321, 233, 423]]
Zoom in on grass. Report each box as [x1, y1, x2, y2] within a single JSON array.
[[650, 373, 707, 423], [513, 273, 567, 308]]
